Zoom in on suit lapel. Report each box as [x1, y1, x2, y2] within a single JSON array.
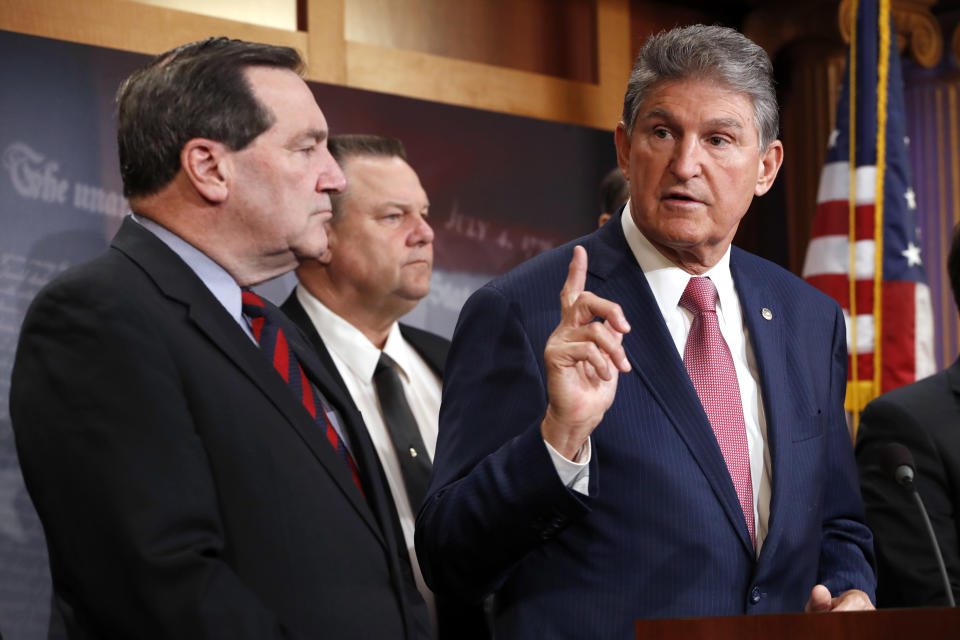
[[729, 250, 794, 562], [584, 221, 755, 554], [281, 293, 356, 406], [111, 220, 384, 545], [399, 324, 450, 378], [947, 357, 960, 397]]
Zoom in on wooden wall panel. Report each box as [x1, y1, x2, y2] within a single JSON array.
[[345, 0, 598, 83], [0, 0, 306, 56], [129, 0, 297, 31], [0, 0, 630, 131]]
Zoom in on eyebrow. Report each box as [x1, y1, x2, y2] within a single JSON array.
[[291, 128, 328, 146], [383, 199, 431, 210], [643, 108, 744, 131]]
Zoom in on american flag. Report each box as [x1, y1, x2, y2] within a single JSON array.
[[801, 0, 934, 425]]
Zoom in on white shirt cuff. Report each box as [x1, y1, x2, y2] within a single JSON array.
[[544, 438, 591, 495]]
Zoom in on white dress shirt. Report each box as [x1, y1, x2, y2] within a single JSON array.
[[295, 284, 441, 618], [620, 207, 772, 551]]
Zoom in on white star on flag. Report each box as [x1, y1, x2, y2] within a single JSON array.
[[901, 242, 922, 266], [828, 129, 839, 148], [904, 187, 916, 209]]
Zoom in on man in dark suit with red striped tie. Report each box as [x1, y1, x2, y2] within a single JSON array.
[[10, 38, 432, 639]]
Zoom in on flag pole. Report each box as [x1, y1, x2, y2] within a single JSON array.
[[847, 0, 861, 429], [872, 0, 891, 424]]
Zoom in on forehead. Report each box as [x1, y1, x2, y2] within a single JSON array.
[[342, 155, 424, 196], [639, 77, 756, 130], [244, 65, 327, 133]]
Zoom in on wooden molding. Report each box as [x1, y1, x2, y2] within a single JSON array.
[[0, 0, 306, 56], [838, 0, 942, 68], [0, 0, 631, 131]]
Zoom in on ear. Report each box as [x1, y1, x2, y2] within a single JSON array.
[[614, 122, 631, 179], [180, 138, 230, 204], [755, 140, 783, 196]]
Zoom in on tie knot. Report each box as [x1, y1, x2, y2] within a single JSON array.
[[241, 290, 271, 319], [374, 352, 404, 382], [679, 277, 718, 315], [375, 352, 392, 373]]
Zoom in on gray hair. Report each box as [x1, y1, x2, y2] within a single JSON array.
[[621, 24, 779, 151]]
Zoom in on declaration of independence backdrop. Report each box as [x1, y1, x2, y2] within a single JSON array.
[[0, 29, 615, 639]]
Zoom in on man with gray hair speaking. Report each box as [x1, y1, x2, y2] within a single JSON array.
[[417, 24, 875, 638]]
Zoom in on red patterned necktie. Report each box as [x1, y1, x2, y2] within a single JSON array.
[[241, 291, 363, 496], [679, 277, 755, 546]]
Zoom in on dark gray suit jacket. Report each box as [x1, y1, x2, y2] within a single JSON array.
[[856, 358, 960, 606], [11, 218, 431, 639]]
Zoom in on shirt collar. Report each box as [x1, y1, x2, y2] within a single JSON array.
[[295, 284, 404, 382], [619, 201, 735, 317], [132, 213, 245, 325]]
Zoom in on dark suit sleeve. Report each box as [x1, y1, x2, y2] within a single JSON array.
[[856, 392, 960, 606], [11, 280, 304, 638], [415, 284, 589, 603], [816, 306, 877, 600]]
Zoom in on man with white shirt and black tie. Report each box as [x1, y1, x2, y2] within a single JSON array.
[[281, 134, 487, 639]]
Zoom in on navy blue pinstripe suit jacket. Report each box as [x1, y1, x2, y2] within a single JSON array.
[[416, 212, 875, 638]]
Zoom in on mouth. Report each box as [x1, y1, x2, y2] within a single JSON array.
[[661, 190, 705, 206]]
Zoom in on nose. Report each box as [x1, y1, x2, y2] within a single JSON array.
[[317, 151, 347, 194], [670, 137, 702, 181], [409, 213, 434, 246]]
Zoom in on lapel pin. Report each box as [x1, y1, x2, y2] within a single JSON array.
[[761, 307, 773, 320]]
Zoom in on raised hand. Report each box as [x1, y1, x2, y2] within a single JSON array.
[[541, 246, 631, 460]]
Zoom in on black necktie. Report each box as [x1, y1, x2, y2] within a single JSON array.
[[373, 353, 432, 511]]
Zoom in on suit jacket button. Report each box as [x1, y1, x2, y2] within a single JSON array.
[[749, 586, 762, 604]]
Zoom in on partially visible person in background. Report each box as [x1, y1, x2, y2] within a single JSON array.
[[597, 166, 629, 227], [856, 223, 960, 608], [283, 134, 488, 638]]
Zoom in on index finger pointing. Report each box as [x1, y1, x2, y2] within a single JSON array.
[[560, 245, 587, 309]]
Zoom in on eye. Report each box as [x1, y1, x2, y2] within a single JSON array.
[[707, 135, 729, 147], [653, 127, 671, 140]]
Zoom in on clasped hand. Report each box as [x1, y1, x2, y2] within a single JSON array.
[[541, 246, 631, 460]]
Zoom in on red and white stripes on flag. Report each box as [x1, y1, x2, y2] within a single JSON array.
[[801, 0, 934, 427]]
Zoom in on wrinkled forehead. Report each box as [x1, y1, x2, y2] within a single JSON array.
[[639, 76, 760, 140]]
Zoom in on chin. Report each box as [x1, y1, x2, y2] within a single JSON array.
[[293, 244, 328, 261]]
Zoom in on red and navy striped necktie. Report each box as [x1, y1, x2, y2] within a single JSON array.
[[241, 291, 363, 496]]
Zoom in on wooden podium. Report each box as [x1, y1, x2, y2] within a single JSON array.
[[635, 607, 960, 639]]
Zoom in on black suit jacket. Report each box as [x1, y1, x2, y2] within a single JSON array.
[[856, 358, 960, 607], [10, 218, 431, 639], [282, 291, 490, 639]]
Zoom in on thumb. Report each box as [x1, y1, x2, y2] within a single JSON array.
[[805, 584, 833, 612]]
